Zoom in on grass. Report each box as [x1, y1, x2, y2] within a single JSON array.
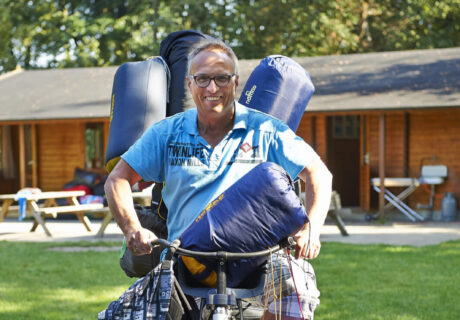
[[0, 240, 459, 319], [312, 240, 460, 319], [0, 241, 132, 320]]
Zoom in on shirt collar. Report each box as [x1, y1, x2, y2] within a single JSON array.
[[184, 108, 199, 135], [183, 101, 248, 135], [233, 101, 248, 131]]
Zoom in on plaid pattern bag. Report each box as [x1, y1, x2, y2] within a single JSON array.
[[246, 253, 320, 320], [98, 263, 172, 320]]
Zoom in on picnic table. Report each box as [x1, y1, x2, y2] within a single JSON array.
[[0, 190, 106, 237]]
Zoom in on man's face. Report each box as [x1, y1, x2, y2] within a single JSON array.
[[186, 49, 239, 117]]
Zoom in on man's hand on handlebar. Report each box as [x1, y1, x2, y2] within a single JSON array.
[[126, 227, 156, 256], [293, 228, 321, 260]]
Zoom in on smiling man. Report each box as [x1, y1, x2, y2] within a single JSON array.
[[105, 39, 332, 319]]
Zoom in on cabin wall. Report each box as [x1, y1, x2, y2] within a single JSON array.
[[296, 114, 328, 197], [367, 109, 460, 211], [368, 113, 407, 208], [407, 109, 460, 210], [297, 115, 327, 162], [37, 122, 86, 191], [368, 113, 406, 178], [296, 116, 313, 146], [299, 108, 460, 213]]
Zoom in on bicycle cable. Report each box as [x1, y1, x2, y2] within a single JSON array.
[[286, 221, 312, 320]]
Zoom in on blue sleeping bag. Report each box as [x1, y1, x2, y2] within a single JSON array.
[[180, 162, 309, 288], [160, 30, 214, 116], [105, 57, 169, 172], [238, 55, 315, 132]]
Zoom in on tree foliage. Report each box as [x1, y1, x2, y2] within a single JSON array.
[[0, 0, 459, 74]]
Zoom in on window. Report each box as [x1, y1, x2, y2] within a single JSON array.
[[332, 115, 359, 139], [85, 123, 104, 169]]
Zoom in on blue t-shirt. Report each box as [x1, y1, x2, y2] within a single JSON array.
[[122, 102, 319, 242]]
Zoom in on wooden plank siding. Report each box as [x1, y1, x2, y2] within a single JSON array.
[[297, 114, 327, 162], [367, 109, 460, 211], [314, 116, 328, 162], [368, 113, 406, 179], [299, 108, 460, 212], [2, 106, 458, 212], [33, 119, 111, 191], [407, 109, 460, 210], [296, 114, 328, 195], [37, 122, 86, 191]]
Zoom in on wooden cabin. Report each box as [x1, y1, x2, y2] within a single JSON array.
[[1, 47, 459, 215], [0, 67, 116, 193], [292, 47, 460, 214]]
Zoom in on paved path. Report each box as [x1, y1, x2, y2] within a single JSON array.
[[321, 221, 460, 246], [1, 218, 460, 246], [0, 218, 123, 242]]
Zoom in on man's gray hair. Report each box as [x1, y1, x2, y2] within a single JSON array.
[[186, 39, 239, 76]]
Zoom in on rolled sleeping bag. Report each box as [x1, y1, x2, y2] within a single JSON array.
[[105, 57, 169, 173], [160, 30, 214, 116], [180, 162, 309, 288], [238, 55, 315, 132]]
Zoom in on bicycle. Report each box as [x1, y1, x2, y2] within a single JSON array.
[[150, 237, 297, 320]]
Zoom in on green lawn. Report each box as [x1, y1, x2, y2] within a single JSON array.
[[0, 240, 459, 319], [313, 240, 460, 319]]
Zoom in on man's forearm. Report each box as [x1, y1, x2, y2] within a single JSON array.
[[104, 175, 141, 236], [301, 160, 332, 236]]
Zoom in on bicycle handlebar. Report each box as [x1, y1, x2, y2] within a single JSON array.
[[150, 237, 296, 260]]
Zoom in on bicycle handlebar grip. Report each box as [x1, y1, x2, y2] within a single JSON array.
[[149, 238, 169, 249]]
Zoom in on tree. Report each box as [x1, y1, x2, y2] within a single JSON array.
[[0, 0, 56, 71], [0, 0, 459, 74], [364, 0, 460, 51], [0, 3, 16, 73], [0, 0, 176, 72]]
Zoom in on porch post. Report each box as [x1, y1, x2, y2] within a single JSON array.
[[378, 114, 386, 218], [18, 124, 26, 189], [31, 124, 38, 187]]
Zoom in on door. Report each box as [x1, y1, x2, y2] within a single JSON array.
[[326, 116, 360, 206]]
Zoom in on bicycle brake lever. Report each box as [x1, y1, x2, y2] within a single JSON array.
[[287, 236, 297, 250], [279, 237, 297, 250]]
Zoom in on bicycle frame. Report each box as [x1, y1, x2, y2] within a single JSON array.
[[151, 238, 295, 320]]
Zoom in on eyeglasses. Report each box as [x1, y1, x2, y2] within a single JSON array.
[[189, 74, 236, 88]]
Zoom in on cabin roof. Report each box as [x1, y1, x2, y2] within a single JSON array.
[[298, 47, 460, 113], [0, 66, 117, 121], [0, 47, 459, 122]]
